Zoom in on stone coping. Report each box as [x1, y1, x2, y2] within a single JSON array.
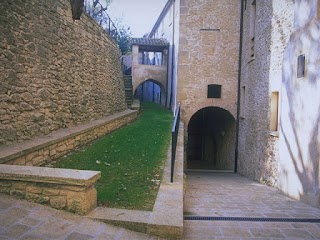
[[131, 99, 140, 110], [0, 109, 137, 164], [0, 164, 101, 187], [88, 122, 185, 239]]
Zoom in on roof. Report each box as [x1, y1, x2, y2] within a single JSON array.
[[131, 38, 169, 52], [131, 38, 169, 47]]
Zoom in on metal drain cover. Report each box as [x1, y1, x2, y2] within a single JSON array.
[[184, 216, 320, 223]]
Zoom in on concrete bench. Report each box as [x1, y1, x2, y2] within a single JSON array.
[[0, 164, 100, 215]]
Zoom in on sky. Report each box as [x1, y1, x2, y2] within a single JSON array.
[[107, 0, 167, 37]]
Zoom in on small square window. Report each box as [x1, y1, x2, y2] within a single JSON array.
[[297, 54, 306, 78], [207, 84, 222, 98]]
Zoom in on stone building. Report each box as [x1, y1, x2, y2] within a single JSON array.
[[149, 0, 240, 171], [148, 0, 320, 207]]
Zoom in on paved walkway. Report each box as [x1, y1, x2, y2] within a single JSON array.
[[0, 194, 160, 240], [183, 172, 320, 239], [1, 172, 320, 239]]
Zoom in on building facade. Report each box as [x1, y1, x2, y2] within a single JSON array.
[[148, 0, 320, 207]]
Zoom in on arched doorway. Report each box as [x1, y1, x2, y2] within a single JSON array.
[[187, 107, 236, 171], [134, 79, 165, 106]]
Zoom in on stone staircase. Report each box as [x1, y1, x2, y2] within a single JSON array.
[[123, 75, 133, 107]]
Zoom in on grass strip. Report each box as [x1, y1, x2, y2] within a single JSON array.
[[54, 102, 173, 210]]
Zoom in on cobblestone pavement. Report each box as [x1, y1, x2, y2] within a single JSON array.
[[183, 172, 320, 239]]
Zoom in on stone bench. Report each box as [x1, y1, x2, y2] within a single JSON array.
[[0, 164, 100, 215]]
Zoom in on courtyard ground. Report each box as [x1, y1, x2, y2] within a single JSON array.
[[1, 172, 320, 239]]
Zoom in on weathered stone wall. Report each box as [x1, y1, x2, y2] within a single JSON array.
[[238, 0, 294, 185], [0, 165, 100, 215], [0, 0, 126, 146], [279, 0, 320, 208], [177, 0, 241, 123], [0, 110, 138, 166]]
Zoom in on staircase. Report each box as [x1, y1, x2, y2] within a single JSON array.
[[123, 75, 133, 107]]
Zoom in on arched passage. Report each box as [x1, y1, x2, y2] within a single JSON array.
[[187, 107, 236, 170], [134, 79, 166, 106]]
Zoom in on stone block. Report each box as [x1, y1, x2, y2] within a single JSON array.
[[61, 185, 87, 192], [11, 156, 26, 166], [25, 152, 39, 163], [42, 188, 60, 196], [56, 144, 67, 153], [26, 193, 50, 204], [10, 190, 26, 199], [66, 187, 97, 215], [0, 187, 11, 194], [50, 196, 67, 209], [0, 180, 12, 187], [26, 185, 42, 194], [32, 155, 45, 166], [12, 181, 27, 190]]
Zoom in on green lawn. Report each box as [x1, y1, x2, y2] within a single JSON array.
[[54, 102, 173, 210]]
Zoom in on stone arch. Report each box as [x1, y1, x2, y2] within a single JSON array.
[[185, 102, 237, 127], [187, 106, 236, 171], [134, 79, 166, 105]]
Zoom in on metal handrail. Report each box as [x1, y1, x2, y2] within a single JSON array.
[[171, 103, 180, 183], [84, 0, 118, 41]]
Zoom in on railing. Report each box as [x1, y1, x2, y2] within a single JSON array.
[[84, 0, 118, 41], [171, 103, 181, 183]]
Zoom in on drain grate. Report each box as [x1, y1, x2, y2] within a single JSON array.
[[184, 216, 320, 223]]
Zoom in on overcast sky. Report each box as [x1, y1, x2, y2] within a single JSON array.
[[107, 0, 167, 37]]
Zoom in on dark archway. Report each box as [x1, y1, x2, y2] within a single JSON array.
[[187, 107, 236, 170], [134, 79, 165, 106]]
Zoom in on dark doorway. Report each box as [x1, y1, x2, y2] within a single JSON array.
[[187, 107, 236, 170], [134, 80, 165, 106]]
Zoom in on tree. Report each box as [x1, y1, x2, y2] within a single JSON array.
[[116, 23, 132, 55]]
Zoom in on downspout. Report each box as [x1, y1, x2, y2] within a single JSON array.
[[235, 0, 244, 173], [169, 0, 175, 111]]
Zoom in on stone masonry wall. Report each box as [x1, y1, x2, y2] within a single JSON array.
[[238, 0, 294, 185], [177, 0, 241, 123], [0, 178, 97, 215], [0, 165, 100, 215], [1, 110, 138, 166], [0, 0, 126, 146]]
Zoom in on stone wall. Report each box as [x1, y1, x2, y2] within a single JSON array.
[[238, 0, 294, 184], [0, 0, 126, 146], [0, 165, 100, 215], [0, 110, 138, 166]]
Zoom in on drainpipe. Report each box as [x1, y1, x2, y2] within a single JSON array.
[[235, 0, 245, 173], [169, 0, 175, 111]]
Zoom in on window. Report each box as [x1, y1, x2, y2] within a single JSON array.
[[270, 92, 279, 131], [297, 54, 306, 78], [240, 86, 246, 118], [207, 84, 222, 98], [249, 0, 256, 60]]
